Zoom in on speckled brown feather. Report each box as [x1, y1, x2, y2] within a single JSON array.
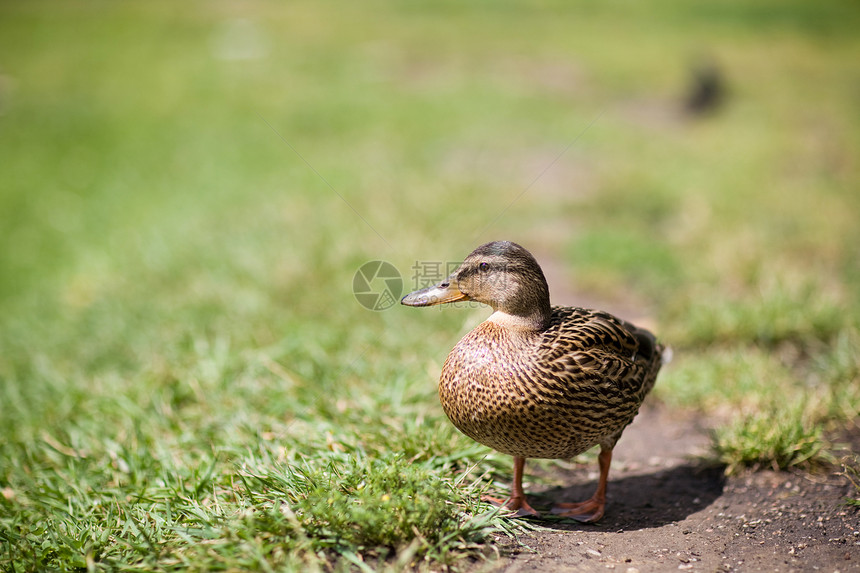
[[439, 306, 664, 460]]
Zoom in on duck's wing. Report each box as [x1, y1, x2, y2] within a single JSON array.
[[539, 306, 663, 409]]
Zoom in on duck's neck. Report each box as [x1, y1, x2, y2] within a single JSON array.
[[483, 266, 553, 332], [487, 308, 552, 333]]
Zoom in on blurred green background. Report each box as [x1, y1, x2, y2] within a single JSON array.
[[1, 1, 859, 570]]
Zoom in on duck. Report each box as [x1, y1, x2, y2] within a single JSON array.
[[401, 240, 665, 522]]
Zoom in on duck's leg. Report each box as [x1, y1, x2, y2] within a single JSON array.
[[482, 456, 540, 517], [550, 446, 612, 523]]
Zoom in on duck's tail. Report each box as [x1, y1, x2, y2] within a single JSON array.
[[660, 344, 673, 366], [621, 322, 665, 398]]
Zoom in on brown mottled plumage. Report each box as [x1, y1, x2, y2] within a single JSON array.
[[402, 241, 664, 522]]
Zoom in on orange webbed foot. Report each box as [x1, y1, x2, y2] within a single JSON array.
[[549, 497, 605, 523], [483, 456, 540, 517], [550, 446, 612, 523], [482, 494, 540, 518]]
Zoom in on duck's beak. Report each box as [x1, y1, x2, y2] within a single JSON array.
[[401, 277, 470, 307]]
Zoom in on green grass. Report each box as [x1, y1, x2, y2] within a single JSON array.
[[713, 405, 828, 474], [841, 456, 860, 507], [2, 0, 860, 570], [3, 448, 505, 571]]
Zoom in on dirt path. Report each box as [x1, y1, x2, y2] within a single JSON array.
[[481, 406, 859, 573]]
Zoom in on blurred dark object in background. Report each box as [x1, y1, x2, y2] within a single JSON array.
[[684, 60, 726, 116]]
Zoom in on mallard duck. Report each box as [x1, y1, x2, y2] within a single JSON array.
[[401, 241, 665, 522]]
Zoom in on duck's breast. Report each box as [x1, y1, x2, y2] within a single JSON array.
[[438, 321, 611, 459]]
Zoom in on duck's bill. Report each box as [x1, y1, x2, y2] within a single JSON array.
[[401, 281, 470, 307]]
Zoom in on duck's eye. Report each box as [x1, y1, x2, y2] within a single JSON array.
[[479, 262, 490, 272]]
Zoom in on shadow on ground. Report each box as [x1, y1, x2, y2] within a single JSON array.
[[525, 462, 726, 531]]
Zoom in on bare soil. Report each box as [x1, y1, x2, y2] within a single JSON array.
[[480, 407, 860, 573]]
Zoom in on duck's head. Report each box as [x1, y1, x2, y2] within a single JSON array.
[[401, 241, 552, 330]]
